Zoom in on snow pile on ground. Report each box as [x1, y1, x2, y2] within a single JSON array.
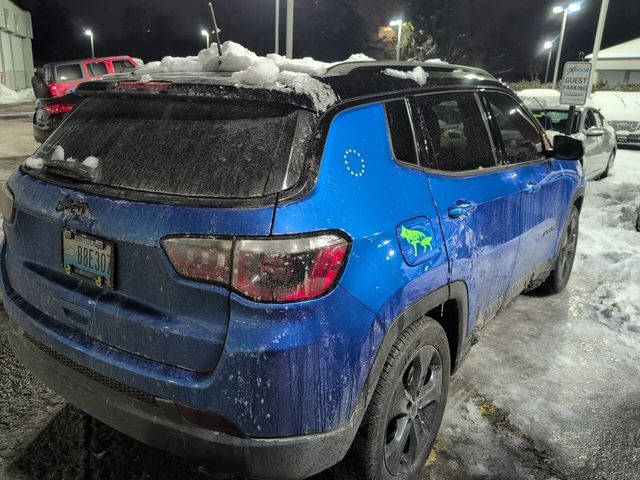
[[0, 84, 34, 105], [137, 40, 375, 111], [574, 150, 640, 340], [383, 66, 429, 86]]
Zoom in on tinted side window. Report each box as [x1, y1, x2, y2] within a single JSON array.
[[585, 110, 600, 130], [414, 92, 496, 172], [385, 100, 418, 166], [55, 64, 84, 82], [484, 92, 544, 164], [89, 62, 108, 77], [113, 60, 136, 73]]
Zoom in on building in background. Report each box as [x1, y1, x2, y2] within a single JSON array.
[[587, 37, 640, 87], [0, 0, 34, 90]]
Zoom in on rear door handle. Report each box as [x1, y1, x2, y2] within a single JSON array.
[[523, 183, 541, 194], [448, 200, 477, 219]]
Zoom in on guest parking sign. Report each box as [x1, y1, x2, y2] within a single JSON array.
[[560, 62, 593, 106]]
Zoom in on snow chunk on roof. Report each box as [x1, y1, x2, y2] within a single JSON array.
[[383, 67, 429, 86], [343, 53, 376, 63], [267, 53, 331, 76], [135, 40, 378, 111], [274, 71, 338, 112], [139, 56, 202, 74], [232, 58, 280, 87]]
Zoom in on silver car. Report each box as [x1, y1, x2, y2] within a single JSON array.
[[522, 99, 617, 181]]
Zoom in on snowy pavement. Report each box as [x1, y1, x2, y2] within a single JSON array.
[[429, 149, 640, 480], [0, 123, 638, 478]]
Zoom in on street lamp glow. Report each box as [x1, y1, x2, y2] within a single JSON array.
[[550, 3, 582, 88], [544, 40, 553, 50], [84, 29, 94, 58], [389, 19, 403, 61], [201, 29, 210, 49], [568, 2, 581, 13]]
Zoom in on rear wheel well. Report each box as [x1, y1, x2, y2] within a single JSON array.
[[426, 299, 461, 373]]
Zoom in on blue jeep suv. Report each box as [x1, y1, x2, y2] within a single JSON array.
[[0, 62, 585, 480]]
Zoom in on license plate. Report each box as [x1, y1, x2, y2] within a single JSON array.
[[62, 229, 114, 288]]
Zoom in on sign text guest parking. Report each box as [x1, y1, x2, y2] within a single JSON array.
[[560, 62, 593, 106]]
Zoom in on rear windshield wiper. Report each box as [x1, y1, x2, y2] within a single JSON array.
[[41, 160, 97, 183]]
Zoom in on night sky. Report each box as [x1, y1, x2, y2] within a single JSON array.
[[14, 0, 640, 81]]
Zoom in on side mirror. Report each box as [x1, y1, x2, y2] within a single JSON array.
[[586, 127, 605, 137], [553, 135, 584, 161]]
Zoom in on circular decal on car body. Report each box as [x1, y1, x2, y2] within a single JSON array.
[[343, 149, 366, 177]]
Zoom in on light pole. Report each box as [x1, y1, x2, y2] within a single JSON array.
[[84, 29, 94, 58], [543, 40, 553, 84], [587, 0, 610, 97], [551, 3, 581, 89], [275, 0, 280, 55], [286, 0, 294, 58], [201, 29, 210, 49], [390, 19, 403, 61]]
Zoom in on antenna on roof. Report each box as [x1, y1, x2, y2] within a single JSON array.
[[208, 1, 223, 65]]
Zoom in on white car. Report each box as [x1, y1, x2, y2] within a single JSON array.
[[521, 98, 617, 180]]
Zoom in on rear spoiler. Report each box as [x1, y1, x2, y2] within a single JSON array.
[[75, 78, 320, 113]]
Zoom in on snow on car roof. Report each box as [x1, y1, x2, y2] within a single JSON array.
[[84, 41, 501, 113]]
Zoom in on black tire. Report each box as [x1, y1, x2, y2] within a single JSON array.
[[598, 150, 615, 180], [323, 317, 450, 480], [538, 205, 580, 294]]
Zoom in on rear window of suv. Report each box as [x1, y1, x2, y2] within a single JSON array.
[[31, 97, 316, 199]]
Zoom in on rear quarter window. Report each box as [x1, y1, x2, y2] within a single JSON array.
[[385, 100, 418, 166], [55, 64, 84, 82]]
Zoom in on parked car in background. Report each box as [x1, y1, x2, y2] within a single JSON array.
[[590, 91, 640, 148], [608, 119, 640, 147], [3, 63, 585, 480], [32, 94, 83, 143], [37, 56, 140, 98], [520, 96, 617, 180]]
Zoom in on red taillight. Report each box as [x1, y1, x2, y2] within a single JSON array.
[[162, 237, 232, 284], [161, 234, 350, 303], [44, 103, 75, 115], [48, 84, 60, 97]]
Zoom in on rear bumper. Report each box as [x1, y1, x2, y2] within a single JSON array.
[[7, 321, 361, 480], [616, 133, 640, 147]]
